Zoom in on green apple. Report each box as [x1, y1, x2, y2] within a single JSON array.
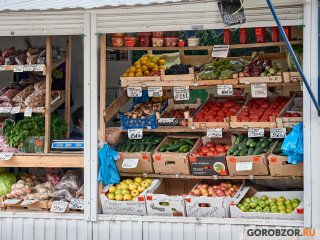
[[292, 202, 299, 209], [255, 206, 262, 212], [264, 201, 270, 206], [278, 205, 286, 212], [268, 198, 277, 204], [237, 203, 242, 208], [277, 199, 285, 205], [260, 195, 268, 201], [259, 201, 266, 208], [263, 207, 271, 212], [286, 207, 293, 213], [240, 206, 248, 212], [122, 189, 130, 195], [271, 206, 279, 212], [250, 202, 257, 209], [285, 200, 292, 206], [271, 209, 279, 213], [249, 209, 257, 212], [278, 196, 286, 201], [292, 198, 300, 204], [243, 202, 250, 209], [115, 189, 122, 195], [251, 196, 259, 203], [270, 203, 277, 208], [244, 197, 251, 203]]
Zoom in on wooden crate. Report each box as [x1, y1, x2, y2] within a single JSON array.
[[238, 72, 283, 84], [120, 76, 161, 87], [283, 72, 302, 83], [160, 67, 195, 81], [0, 197, 52, 212], [196, 73, 239, 86]]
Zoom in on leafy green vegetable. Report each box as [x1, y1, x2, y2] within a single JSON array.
[[3, 115, 68, 147], [0, 172, 16, 196]]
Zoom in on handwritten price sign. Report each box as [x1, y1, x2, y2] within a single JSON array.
[[174, 86, 190, 101], [0, 152, 14, 161], [270, 128, 286, 139], [122, 159, 139, 169], [207, 128, 223, 138], [128, 129, 143, 139], [148, 87, 163, 97], [248, 128, 264, 138], [69, 198, 84, 211], [50, 201, 69, 213], [127, 87, 142, 97], [251, 83, 267, 98], [217, 85, 233, 96]]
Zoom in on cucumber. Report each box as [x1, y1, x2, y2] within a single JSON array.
[[249, 142, 257, 148], [248, 148, 254, 156], [256, 141, 263, 148], [129, 144, 137, 152], [167, 142, 174, 148], [253, 147, 263, 155], [273, 146, 282, 154], [166, 141, 186, 152], [159, 146, 167, 152], [240, 148, 248, 156], [268, 138, 274, 142], [238, 140, 247, 150], [246, 138, 255, 146], [261, 140, 269, 148], [145, 144, 153, 152], [260, 137, 268, 142], [120, 144, 126, 152], [125, 143, 132, 152], [180, 138, 195, 146], [236, 134, 245, 142], [226, 150, 233, 156], [139, 143, 145, 152], [233, 150, 240, 156], [229, 144, 238, 154]]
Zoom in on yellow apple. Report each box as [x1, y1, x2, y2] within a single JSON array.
[[134, 182, 140, 187], [146, 178, 153, 185], [131, 190, 139, 197], [122, 189, 130, 195], [129, 183, 138, 191], [108, 186, 116, 193], [116, 184, 122, 190], [123, 193, 133, 201], [134, 177, 143, 184], [106, 193, 115, 200], [115, 189, 122, 195], [125, 179, 134, 184], [137, 186, 146, 193], [115, 194, 123, 201], [141, 181, 149, 188], [121, 183, 129, 190]]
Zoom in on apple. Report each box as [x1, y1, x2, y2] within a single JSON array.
[[106, 193, 115, 200], [208, 190, 214, 195], [279, 210, 286, 213], [208, 187, 213, 191], [108, 186, 116, 193], [121, 183, 129, 190], [230, 192, 236, 197], [213, 185, 219, 190], [285, 200, 292, 206], [125, 179, 134, 184], [250, 202, 257, 209], [123, 193, 133, 201], [220, 183, 227, 188], [146, 178, 153, 185], [141, 181, 149, 188], [251, 196, 259, 203], [115, 189, 122, 195], [268, 198, 277, 204], [202, 184, 209, 189], [240, 206, 248, 212], [220, 186, 227, 191], [129, 183, 138, 191], [255, 206, 262, 212], [259, 201, 266, 208], [260, 195, 268, 201], [229, 187, 235, 192], [277, 199, 285, 205], [278, 196, 286, 201], [137, 186, 146, 193], [263, 207, 271, 212], [227, 183, 233, 189], [202, 192, 209, 197], [211, 192, 218, 197], [115, 194, 123, 201], [193, 189, 201, 196], [244, 197, 251, 203], [292, 202, 299, 209], [121, 189, 130, 195], [131, 190, 139, 197], [188, 192, 194, 196], [286, 207, 293, 213], [134, 177, 143, 183], [243, 202, 250, 209], [278, 205, 286, 211]]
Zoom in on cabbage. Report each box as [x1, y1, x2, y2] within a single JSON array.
[[0, 172, 16, 196]]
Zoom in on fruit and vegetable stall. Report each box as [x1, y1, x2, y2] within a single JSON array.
[[98, 27, 304, 220]]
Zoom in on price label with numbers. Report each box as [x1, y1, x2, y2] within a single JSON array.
[[33, 64, 45, 71], [20, 199, 39, 206], [174, 86, 190, 101], [3, 199, 21, 205], [0, 107, 12, 113], [127, 87, 142, 97], [23, 65, 35, 71], [69, 198, 84, 211], [158, 118, 178, 126], [50, 201, 69, 213], [148, 86, 163, 97], [217, 85, 233, 96], [270, 128, 286, 139], [13, 65, 24, 72], [24, 107, 33, 117], [212, 45, 230, 58], [0, 65, 6, 71], [251, 83, 267, 98], [236, 162, 253, 171], [33, 107, 44, 113], [248, 128, 264, 138], [207, 128, 223, 138], [128, 129, 143, 139], [11, 106, 21, 114], [122, 159, 139, 169], [0, 152, 14, 161]]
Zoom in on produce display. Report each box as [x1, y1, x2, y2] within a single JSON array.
[[159, 138, 195, 153], [165, 64, 191, 75], [122, 54, 167, 77], [188, 182, 241, 198], [193, 100, 242, 123], [195, 142, 231, 157], [242, 54, 281, 77], [123, 101, 166, 119], [115, 135, 163, 153], [237, 195, 301, 213], [160, 106, 196, 126], [235, 97, 289, 122], [227, 135, 275, 156], [272, 140, 284, 156], [0, 172, 16, 197], [24, 89, 45, 108], [105, 177, 154, 201], [198, 59, 247, 80]]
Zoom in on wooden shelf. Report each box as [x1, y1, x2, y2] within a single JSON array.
[[107, 40, 303, 51], [120, 127, 249, 133], [120, 173, 303, 180], [0, 153, 83, 168]]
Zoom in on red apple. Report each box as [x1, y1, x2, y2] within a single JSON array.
[[193, 189, 201, 196], [220, 186, 227, 191], [202, 192, 209, 197], [202, 184, 209, 189]]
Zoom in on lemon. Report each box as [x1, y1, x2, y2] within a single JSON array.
[[148, 63, 155, 69], [135, 72, 143, 77], [129, 66, 136, 73], [122, 73, 128, 77], [147, 54, 154, 59], [158, 59, 166, 66], [128, 72, 135, 77], [136, 68, 142, 73], [143, 70, 150, 76], [141, 66, 148, 72]]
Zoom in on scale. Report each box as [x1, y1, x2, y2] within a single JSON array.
[[51, 139, 84, 150], [218, 0, 246, 26]]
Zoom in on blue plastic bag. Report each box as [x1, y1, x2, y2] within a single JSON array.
[[98, 144, 120, 185], [281, 122, 303, 164]]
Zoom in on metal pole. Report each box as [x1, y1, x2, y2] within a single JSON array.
[[266, 0, 320, 115]]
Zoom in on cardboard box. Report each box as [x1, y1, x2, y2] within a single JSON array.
[[185, 180, 244, 218], [152, 136, 200, 175], [145, 179, 198, 217], [189, 136, 231, 176], [276, 94, 303, 128], [100, 179, 161, 215], [116, 152, 154, 173], [268, 141, 303, 177], [230, 186, 304, 220]]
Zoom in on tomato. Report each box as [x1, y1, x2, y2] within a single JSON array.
[[271, 111, 280, 116], [241, 117, 251, 122], [283, 112, 292, 117], [201, 147, 209, 154], [209, 146, 216, 151], [217, 111, 225, 116], [212, 151, 220, 157], [229, 108, 237, 114], [224, 145, 231, 151], [216, 116, 225, 122], [207, 151, 214, 156], [223, 100, 234, 108], [221, 107, 229, 113], [206, 142, 214, 148], [195, 153, 201, 157], [216, 145, 225, 153], [292, 113, 302, 117]]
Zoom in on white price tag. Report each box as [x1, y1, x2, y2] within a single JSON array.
[[248, 128, 264, 138], [20, 199, 39, 206], [13, 65, 24, 72], [33, 64, 45, 71], [11, 106, 21, 114], [127, 87, 142, 97], [122, 159, 139, 169], [23, 65, 35, 71], [158, 118, 178, 125], [0, 107, 12, 113], [0, 65, 6, 71], [128, 129, 143, 139], [236, 162, 253, 171], [0, 152, 14, 160], [50, 201, 69, 213], [24, 107, 33, 117], [3, 199, 21, 205], [33, 107, 44, 113], [207, 128, 223, 138], [174, 86, 190, 101], [251, 83, 268, 98], [270, 128, 286, 139], [217, 85, 233, 95], [212, 45, 230, 58], [69, 198, 84, 211], [148, 86, 163, 97]]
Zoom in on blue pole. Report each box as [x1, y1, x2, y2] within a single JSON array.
[[266, 0, 320, 115]]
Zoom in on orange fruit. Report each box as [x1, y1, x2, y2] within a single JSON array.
[[128, 72, 135, 77]]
